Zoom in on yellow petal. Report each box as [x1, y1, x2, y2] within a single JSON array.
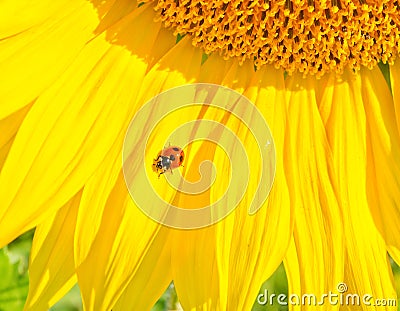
[[122, 36, 203, 225], [360, 67, 400, 266], [170, 156, 219, 309], [0, 103, 32, 170], [127, 56, 231, 309], [112, 228, 172, 311], [166, 57, 234, 310], [172, 227, 220, 310], [0, 0, 100, 119], [24, 192, 81, 310], [171, 57, 291, 310], [283, 239, 301, 311], [113, 227, 172, 311], [136, 35, 204, 104], [93, 0, 138, 34], [74, 3, 176, 267], [76, 34, 202, 311], [76, 174, 169, 311], [0, 4, 175, 248], [390, 61, 400, 136], [319, 69, 396, 309], [214, 62, 292, 310], [74, 136, 123, 267], [284, 73, 344, 310]]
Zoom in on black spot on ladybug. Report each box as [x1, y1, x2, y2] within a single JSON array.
[[180, 155, 183, 162], [173, 147, 180, 151], [169, 155, 176, 161], [161, 156, 170, 167]]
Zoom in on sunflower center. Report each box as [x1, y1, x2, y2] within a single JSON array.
[[155, 0, 400, 76]]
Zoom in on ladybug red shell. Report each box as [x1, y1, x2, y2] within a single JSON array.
[[153, 146, 184, 177]]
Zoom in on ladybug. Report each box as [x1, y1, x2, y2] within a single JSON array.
[[153, 146, 184, 178]]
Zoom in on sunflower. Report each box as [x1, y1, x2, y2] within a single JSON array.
[[0, 0, 399, 310]]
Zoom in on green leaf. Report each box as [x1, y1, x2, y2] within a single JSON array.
[[0, 232, 32, 311], [50, 285, 82, 311], [378, 62, 392, 93], [252, 263, 289, 311], [151, 283, 179, 311]]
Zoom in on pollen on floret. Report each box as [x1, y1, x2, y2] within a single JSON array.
[[155, 0, 400, 77]]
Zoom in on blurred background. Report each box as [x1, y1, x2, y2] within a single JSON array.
[[0, 230, 399, 311]]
